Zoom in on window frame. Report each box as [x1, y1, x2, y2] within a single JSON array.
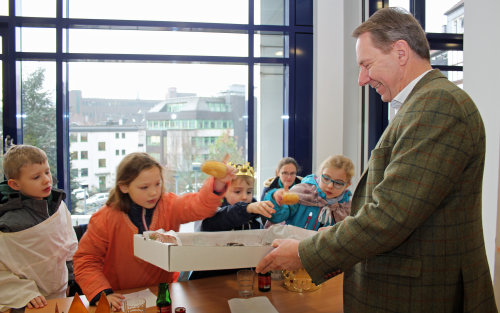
[[0, 0, 314, 210], [365, 0, 464, 159]]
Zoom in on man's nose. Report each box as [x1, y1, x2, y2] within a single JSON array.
[[358, 67, 370, 86]]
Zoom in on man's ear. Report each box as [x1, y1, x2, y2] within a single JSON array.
[[393, 40, 409, 65], [7, 179, 21, 191], [118, 184, 129, 194]]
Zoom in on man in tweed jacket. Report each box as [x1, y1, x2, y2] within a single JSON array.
[[256, 7, 497, 312]]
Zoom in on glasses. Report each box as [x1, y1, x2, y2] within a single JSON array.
[[280, 171, 296, 177], [321, 175, 346, 189]]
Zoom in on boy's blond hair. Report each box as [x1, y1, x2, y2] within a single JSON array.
[[232, 175, 255, 188], [319, 155, 355, 182], [3, 145, 48, 179]]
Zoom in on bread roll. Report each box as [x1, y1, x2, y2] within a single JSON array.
[[201, 160, 228, 178], [281, 192, 299, 205]]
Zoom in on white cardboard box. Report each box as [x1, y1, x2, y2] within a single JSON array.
[[133, 225, 316, 271]]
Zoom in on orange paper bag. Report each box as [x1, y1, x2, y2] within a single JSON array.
[[95, 292, 111, 313], [68, 293, 87, 313]]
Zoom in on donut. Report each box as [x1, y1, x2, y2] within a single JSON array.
[[201, 160, 228, 178], [281, 192, 299, 205]]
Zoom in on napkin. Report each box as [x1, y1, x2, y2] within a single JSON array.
[[228, 296, 279, 313], [123, 289, 157, 308]]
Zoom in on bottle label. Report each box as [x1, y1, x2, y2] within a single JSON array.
[[158, 306, 172, 313], [258, 274, 271, 291]]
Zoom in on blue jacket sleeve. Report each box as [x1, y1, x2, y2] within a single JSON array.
[[200, 202, 257, 231]]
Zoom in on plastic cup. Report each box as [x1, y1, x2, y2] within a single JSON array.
[[237, 269, 255, 297], [123, 298, 146, 313]]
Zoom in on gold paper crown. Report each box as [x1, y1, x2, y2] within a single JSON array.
[[228, 161, 255, 178]]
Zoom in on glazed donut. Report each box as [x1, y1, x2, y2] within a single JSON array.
[[201, 160, 228, 179], [281, 192, 299, 205]]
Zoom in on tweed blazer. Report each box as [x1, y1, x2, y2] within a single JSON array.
[[299, 70, 497, 312]]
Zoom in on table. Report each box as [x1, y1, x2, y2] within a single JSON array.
[[26, 273, 343, 313]]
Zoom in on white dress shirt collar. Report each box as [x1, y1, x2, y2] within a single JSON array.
[[390, 69, 432, 110]]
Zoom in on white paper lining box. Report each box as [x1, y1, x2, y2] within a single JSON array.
[[133, 225, 316, 272]]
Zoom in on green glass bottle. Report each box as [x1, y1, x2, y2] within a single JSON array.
[[157, 283, 172, 313]]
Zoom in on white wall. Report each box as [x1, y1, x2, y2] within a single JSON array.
[[313, 0, 361, 181], [465, 0, 500, 300]]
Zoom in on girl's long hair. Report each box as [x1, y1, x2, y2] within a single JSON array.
[[106, 152, 165, 213]]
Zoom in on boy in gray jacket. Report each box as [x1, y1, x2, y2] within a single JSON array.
[[0, 145, 77, 312]]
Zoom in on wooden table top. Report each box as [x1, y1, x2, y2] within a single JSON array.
[[26, 273, 343, 313]]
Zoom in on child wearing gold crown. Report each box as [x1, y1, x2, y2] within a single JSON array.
[[190, 161, 275, 280], [197, 162, 275, 231]]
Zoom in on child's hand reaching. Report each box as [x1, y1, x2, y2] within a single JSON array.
[[247, 201, 275, 218], [273, 188, 299, 205], [106, 293, 125, 312], [26, 295, 47, 309], [273, 188, 285, 205], [212, 154, 237, 193]]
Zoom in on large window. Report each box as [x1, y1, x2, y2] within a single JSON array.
[[367, 0, 464, 153], [0, 1, 313, 217]]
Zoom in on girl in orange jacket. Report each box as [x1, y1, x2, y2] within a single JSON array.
[[73, 152, 235, 311]]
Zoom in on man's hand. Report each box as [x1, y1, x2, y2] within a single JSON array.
[[246, 201, 275, 218], [256, 239, 302, 273]]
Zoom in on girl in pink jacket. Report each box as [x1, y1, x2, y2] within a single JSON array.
[[73, 152, 234, 311]]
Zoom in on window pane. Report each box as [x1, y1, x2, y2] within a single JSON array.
[[68, 0, 248, 24], [69, 62, 247, 197], [431, 50, 463, 67], [0, 0, 7, 16], [17, 27, 56, 52], [439, 70, 463, 88], [20, 61, 57, 178], [430, 49, 463, 88], [67, 29, 248, 57], [17, 0, 55, 17], [255, 32, 286, 58], [254, 64, 286, 196], [388, 0, 409, 11], [255, 0, 286, 25], [426, 0, 464, 33]]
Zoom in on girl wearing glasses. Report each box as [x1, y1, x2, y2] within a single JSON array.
[[263, 155, 354, 230]]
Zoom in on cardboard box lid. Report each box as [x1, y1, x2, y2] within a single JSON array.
[[134, 225, 316, 271]]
